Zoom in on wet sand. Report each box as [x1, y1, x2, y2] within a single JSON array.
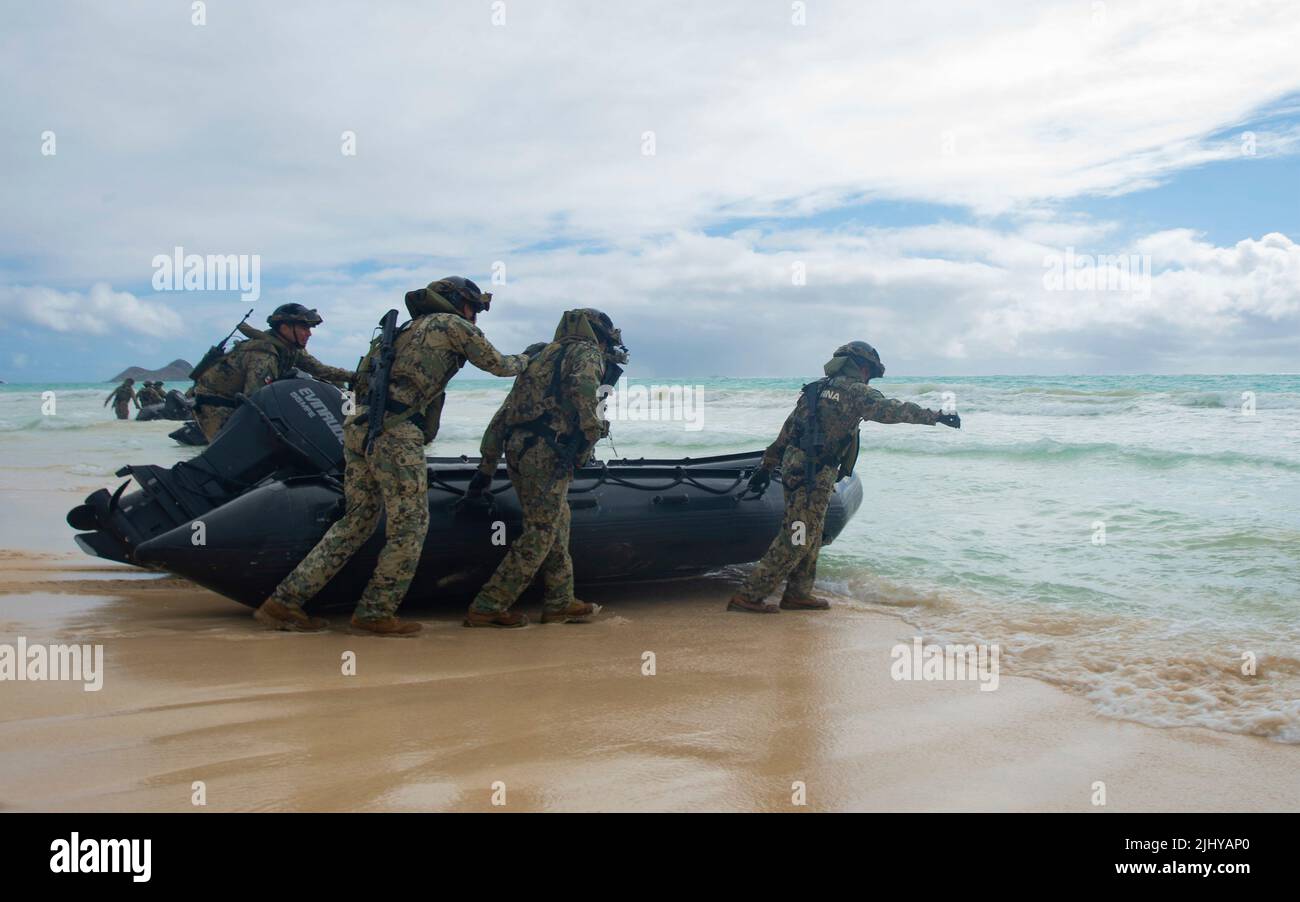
[[2, 550, 1297, 812]]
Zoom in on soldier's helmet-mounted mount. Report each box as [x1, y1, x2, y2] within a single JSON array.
[[267, 303, 324, 328], [834, 340, 885, 379], [406, 276, 492, 320]]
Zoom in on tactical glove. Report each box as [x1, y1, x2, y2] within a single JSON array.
[[747, 467, 771, 494], [465, 470, 493, 498], [936, 413, 961, 429]]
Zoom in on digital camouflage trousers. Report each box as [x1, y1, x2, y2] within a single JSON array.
[[270, 420, 429, 620], [470, 431, 576, 613]]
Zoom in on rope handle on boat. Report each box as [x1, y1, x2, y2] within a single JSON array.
[[426, 461, 757, 501]]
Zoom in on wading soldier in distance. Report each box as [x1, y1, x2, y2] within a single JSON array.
[[136, 382, 163, 407], [104, 378, 139, 419], [191, 303, 356, 441], [463, 308, 626, 628], [728, 341, 960, 614], [254, 278, 530, 636]]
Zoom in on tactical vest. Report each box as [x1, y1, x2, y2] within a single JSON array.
[[353, 313, 468, 436], [195, 335, 298, 398], [798, 375, 864, 479], [502, 340, 587, 436]]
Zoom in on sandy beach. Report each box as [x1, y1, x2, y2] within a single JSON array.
[[2, 545, 1296, 812]]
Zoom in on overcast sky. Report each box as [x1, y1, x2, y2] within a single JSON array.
[[2, 0, 1298, 382]]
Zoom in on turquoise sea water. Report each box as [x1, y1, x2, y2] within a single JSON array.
[[2, 375, 1298, 741]]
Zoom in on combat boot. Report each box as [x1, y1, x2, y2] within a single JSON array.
[[349, 615, 422, 637], [726, 595, 779, 614], [464, 608, 529, 628], [541, 600, 600, 624], [254, 598, 329, 632], [779, 595, 831, 610]]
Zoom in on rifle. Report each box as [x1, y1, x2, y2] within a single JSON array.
[[189, 308, 255, 383], [364, 309, 400, 454]]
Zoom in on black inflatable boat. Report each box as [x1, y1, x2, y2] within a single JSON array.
[[68, 378, 863, 610], [168, 421, 208, 446], [136, 389, 197, 422]]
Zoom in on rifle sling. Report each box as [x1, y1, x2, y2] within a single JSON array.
[[353, 399, 426, 433]]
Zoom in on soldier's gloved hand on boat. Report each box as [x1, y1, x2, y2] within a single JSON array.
[[464, 470, 493, 498], [747, 467, 771, 495], [936, 413, 961, 428], [455, 470, 496, 514]]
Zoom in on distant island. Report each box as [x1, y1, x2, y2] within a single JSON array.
[[107, 359, 194, 383]]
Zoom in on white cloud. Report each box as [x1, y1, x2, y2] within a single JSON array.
[[2, 1, 1299, 285], [0, 283, 184, 338], [1, 1, 1298, 375], [286, 224, 1300, 376]]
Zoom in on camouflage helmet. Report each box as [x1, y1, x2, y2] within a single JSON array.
[[555, 308, 626, 353], [267, 303, 323, 328], [578, 308, 624, 350], [429, 276, 491, 313], [834, 340, 885, 378]]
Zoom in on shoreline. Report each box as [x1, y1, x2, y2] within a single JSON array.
[[2, 550, 1296, 812]]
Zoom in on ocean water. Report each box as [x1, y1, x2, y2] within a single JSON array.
[[2, 375, 1298, 742]]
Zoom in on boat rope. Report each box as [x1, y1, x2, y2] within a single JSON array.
[[424, 460, 754, 499]]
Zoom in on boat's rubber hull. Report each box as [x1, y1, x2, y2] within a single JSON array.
[[168, 421, 208, 446], [129, 457, 863, 609]]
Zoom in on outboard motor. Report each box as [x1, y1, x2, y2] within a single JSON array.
[[68, 378, 347, 564]]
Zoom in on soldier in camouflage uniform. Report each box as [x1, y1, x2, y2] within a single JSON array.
[[463, 308, 626, 628], [104, 378, 139, 418], [136, 382, 162, 406], [728, 341, 960, 614], [464, 343, 550, 492], [191, 303, 356, 441], [254, 278, 529, 636]]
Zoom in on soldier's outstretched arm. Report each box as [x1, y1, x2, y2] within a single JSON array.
[[853, 384, 940, 425], [296, 351, 356, 387], [453, 321, 528, 377]]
